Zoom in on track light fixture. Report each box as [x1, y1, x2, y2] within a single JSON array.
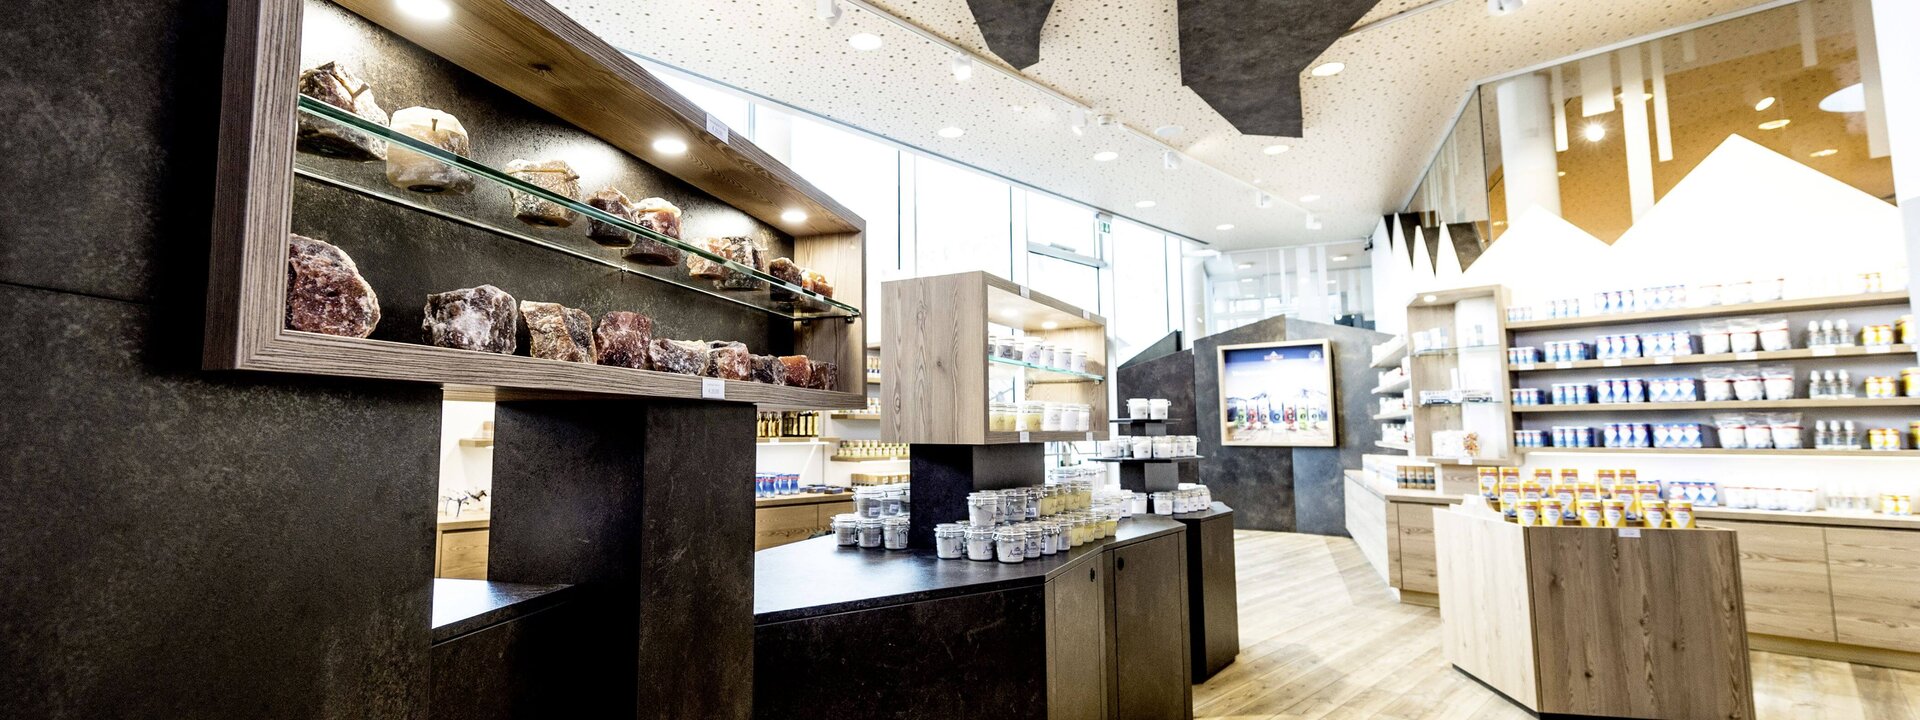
[[1163, 151, 1180, 170], [950, 54, 973, 82], [814, 0, 841, 26]]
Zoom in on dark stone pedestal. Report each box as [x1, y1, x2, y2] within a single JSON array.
[[1173, 503, 1241, 680], [1117, 460, 1183, 493], [907, 443, 1044, 548]]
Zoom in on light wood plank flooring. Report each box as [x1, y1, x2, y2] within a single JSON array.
[[1196, 530, 1920, 720]]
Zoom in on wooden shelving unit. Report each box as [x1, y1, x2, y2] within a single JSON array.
[[1375, 440, 1411, 452], [881, 272, 1108, 444], [205, 0, 866, 410], [1514, 398, 1920, 413], [1370, 336, 1407, 369], [1505, 291, 1911, 331], [1405, 286, 1513, 463], [1510, 344, 1915, 372], [1371, 377, 1409, 394], [1371, 411, 1411, 421]]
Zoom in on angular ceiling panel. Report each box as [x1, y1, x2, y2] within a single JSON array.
[[966, 0, 1056, 69], [1176, 0, 1382, 137]]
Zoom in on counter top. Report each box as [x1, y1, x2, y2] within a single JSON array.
[[753, 515, 1185, 624], [1344, 469, 1461, 506], [1696, 506, 1920, 531], [1170, 502, 1234, 522], [431, 578, 574, 643], [436, 512, 490, 530]]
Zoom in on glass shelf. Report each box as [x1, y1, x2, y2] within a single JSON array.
[[988, 355, 1105, 383], [1410, 344, 1504, 357], [292, 96, 858, 320]]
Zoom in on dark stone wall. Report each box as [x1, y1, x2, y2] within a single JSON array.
[[1191, 316, 1297, 530], [1116, 348, 1200, 485], [1283, 318, 1390, 536]]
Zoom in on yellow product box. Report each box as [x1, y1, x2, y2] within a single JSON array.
[[1478, 467, 1500, 499], [1669, 499, 1695, 529], [1602, 499, 1628, 528], [1578, 500, 1605, 528], [1516, 499, 1541, 527], [1557, 468, 1580, 485], [1499, 482, 1524, 520], [1539, 499, 1564, 526], [1640, 499, 1668, 528]]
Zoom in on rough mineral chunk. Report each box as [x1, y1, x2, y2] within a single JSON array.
[[809, 360, 837, 391], [650, 338, 711, 376], [585, 186, 637, 247], [626, 197, 685, 266], [802, 270, 834, 299], [422, 285, 517, 354], [594, 311, 653, 369], [777, 355, 812, 388], [750, 354, 785, 385], [705, 341, 752, 380], [768, 257, 803, 303], [385, 107, 473, 194], [687, 237, 727, 280], [520, 301, 594, 363], [714, 236, 766, 292], [296, 61, 389, 161], [285, 233, 380, 338], [505, 159, 580, 227]]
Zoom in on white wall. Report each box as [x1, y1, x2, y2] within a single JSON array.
[[437, 400, 494, 511]]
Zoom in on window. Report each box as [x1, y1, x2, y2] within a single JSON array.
[[1026, 253, 1100, 312], [786, 116, 901, 343], [655, 73, 751, 138], [1024, 190, 1096, 257], [914, 158, 1013, 280], [1109, 220, 1171, 363]]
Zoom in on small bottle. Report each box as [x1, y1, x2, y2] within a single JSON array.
[[1814, 420, 1830, 450], [1836, 319, 1853, 346], [1821, 320, 1837, 347], [1810, 370, 1827, 398], [1841, 420, 1858, 450], [1807, 320, 1824, 347], [1837, 369, 1853, 398]]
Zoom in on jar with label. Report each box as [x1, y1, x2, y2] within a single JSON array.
[[1148, 398, 1171, 420], [1152, 436, 1175, 459], [1039, 523, 1060, 555], [1042, 402, 1064, 431], [1022, 525, 1044, 558], [965, 526, 995, 560], [1130, 492, 1149, 515], [1071, 350, 1088, 373], [1152, 492, 1174, 515], [934, 523, 965, 559], [882, 516, 910, 550], [1056, 519, 1074, 552], [1126, 398, 1149, 419], [854, 488, 882, 518], [832, 514, 860, 546], [857, 518, 885, 548], [881, 488, 904, 516], [1129, 435, 1152, 459], [994, 527, 1025, 563], [1018, 401, 1043, 431]]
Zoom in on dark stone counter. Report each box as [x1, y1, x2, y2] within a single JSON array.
[[1171, 502, 1235, 523], [431, 579, 575, 643], [754, 515, 1184, 624]]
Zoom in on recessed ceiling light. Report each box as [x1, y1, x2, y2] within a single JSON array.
[[652, 137, 688, 155], [1753, 96, 1776, 111], [1820, 83, 1866, 113], [1240, 278, 1254, 283], [1423, 294, 1439, 303], [938, 126, 964, 138], [1557, 170, 1567, 177], [1583, 123, 1606, 142], [1135, 200, 1156, 208], [780, 209, 809, 223], [1809, 148, 1838, 158], [1758, 119, 1791, 130], [1216, 224, 1235, 231], [950, 54, 973, 82], [1310, 61, 1345, 77], [1299, 194, 1320, 203], [1092, 150, 1119, 162], [1154, 125, 1185, 138], [1263, 144, 1290, 155], [848, 33, 883, 51], [1332, 255, 1350, 261], [397, 0, 451, 20], [1040, 321, 1059, 330], [1237, 262, 1253, 269]]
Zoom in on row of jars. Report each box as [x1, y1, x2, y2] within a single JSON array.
[[836, 440, 909, 459], [832, 514, 913, 550], [940, 509, 1125, 562], [966, 481, 1097, 527], [1098, 435, 1198, 459], [989, 401, 1094, 433], [1124, 398, 1172, 420], [850, 483, 910, 519], [1153, 485, 1213, 515], [989, 336, 1090, 373]]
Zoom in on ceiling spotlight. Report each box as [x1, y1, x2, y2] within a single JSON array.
[[814, 0, 842, 26], [1299, 194, 1320, 203], [1305, 214, 1323, 230], [1092, 150, 1119, 162], [1154, 125, 1185, 138], [1040, 321, 1060, 330], [1070, 108, 1088, 136], [950, 54, 974, 82], [780, 209, 809, 223], [1557, 170, 1567, 177], [1241, 278, 1254, 283], [1216, 224, 1235, 231], [1758, 119, 1791, 130], [1809, 148, 1838, 158], [1237, 262, 1254, 269], [1310, 62, 1344, 77], [848, 33, 883, 51], [1820, 83, 1866, 113], [1093, 113, 1116, 127], [938, 126, 965, 138], [397, 0, 452, 20], [1135, 200, 1156, 208], [652, 137, 689, 155], [1255, 192, 1274, 209], [1583, 123, 1606, 142], [1332, 255, 1350, 261], [1163, 151, 1181, 170], [1263, 144, 1291, 155], [1423, 294, 1439, 303], [1487, 0, 1524, 16], [1753, 96, 1776, 111]]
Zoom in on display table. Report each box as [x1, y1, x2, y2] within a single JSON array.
[[1341, 468, 1460, 607], [754, 491, 856, 550], [1433, 508, 1754, 719], [1171, 502, 1239, 680]]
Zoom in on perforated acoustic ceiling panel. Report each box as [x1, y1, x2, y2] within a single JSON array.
[[1176, 0, 1383, 137]]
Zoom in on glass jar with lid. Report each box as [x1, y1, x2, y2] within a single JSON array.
[[966, 526, 996, 561], [831, 514, 860, 546], [1023, 339, 1045, 365], [1021, 401, 1046, 431], [1101, 511, 1118, 538], [882, 516, 910, 550], [854, 488, 882, 518], [881, 488, 904, 516], [995, 527, 1026, 563], [967, 492, 997, 526], [1041, 402, 1063, 432], [1152, 492, 1174, 515], [1023, 524, 1044, 558], [857, 518, 885, 548], [1023, 487, 1041, 521], [1051, 519, 1071, 553], [935, 523, 965, 559], [1039, 522, 1060, 555], [1152, 436, 1175, 459]]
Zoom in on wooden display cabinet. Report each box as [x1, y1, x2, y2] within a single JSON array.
[[880, 272, 1109, 444], [207, 0, 865, 409], [1404, 286, 1513, 463]]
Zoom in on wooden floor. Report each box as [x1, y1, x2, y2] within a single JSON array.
[[1195, 530, 1920, 720]]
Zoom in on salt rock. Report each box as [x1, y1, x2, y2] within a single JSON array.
[[285, 233, 380, 338], [714, 236, 766, 291], [386, 107, 473, 194], [778, 355, 812, 387], [585, 186, 637, 247], [423, 285, 517, 354], [706, 341, 752, 380], [687, 237, 727, 280], [768, 257, 803, 303], [625, 197, 685, 266], [594, 311, 653, 369], [650, 338, 711, 375], [750, 354, 785, 385], [505, 159, 580, 227], [809, 360, 837, 391], [296, 61, 389, 161], [802, 270, 834, 298], [521, 301, 594, 363]]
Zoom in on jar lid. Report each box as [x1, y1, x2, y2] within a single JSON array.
[[882, 516, 909, 526], [858, 518, 884, 527]]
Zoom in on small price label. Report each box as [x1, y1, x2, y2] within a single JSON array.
[[1653, 356, 1675, 365], [1555, 362, 1574, 370], [1082, 309, 1091, 320], [1456, 457, 1473, 466], [701, 377, 726, 400], [1514, 361, 1534, 370], [1602, 359, 1623, 367], [704, 113, 730, 142], [1019, 431, 1031, 443], [1811, 346, 1838, 357], [1618, 527, 1642, 538], [1734, 351, 1759, 361], [1866, 345, 1892, 354], [1020, 287, 1031, 299]]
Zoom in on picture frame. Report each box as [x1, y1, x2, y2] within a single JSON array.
[[1216, 339, 1338, 447]]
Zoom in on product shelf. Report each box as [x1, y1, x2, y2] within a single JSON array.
[[1509, 344, 1916, 372], [1370, 336, 1407, 368], [982, 430, 1100, 444], [1371, 377, 1410, 394], [1410, 344, 1504, 358], [294, 96, 858, 321], [988, 355, 1105, 383], [1513, 397, 1920, 413], [1087, 456, 1204, 464], [1521, 447, 1920, 458], [1505, 291, 1910, 331], [1372, 411, 1412, 421], [1375, 440, 1411, 451]]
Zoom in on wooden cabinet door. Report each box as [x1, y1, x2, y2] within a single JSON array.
[[1111, 534, 1191, 720], [438, 529, 490, 579], [1701, 520, 1834, 641], [1827, 528, 1920, 652], [754, 505, 819, 550], [1396, 504, 1439, 594], [1047, 560, 1108, 720]]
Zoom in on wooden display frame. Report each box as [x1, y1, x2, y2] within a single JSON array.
[[1404, 286, 1514, 463], [206, 0, 865, 409], [881, 272, 1109, 445], [1214, 339, 1339, 448]]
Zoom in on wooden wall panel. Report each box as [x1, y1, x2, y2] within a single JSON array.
[[1434, 509, 1537, 708], [1702, 519, 1836, 642], [1827, 527, 1920, 653], [1395, 503, 1439, 594], [881, 274, 988, 444]]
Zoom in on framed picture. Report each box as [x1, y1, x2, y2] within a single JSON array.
[[1217, 340, 1337, 447]]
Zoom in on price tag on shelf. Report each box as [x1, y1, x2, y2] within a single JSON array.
[[1019, 431, 1031, 443], [1085, 431, 1094, 441], [1555, 362, 1574, 370], [1455, 457, 1473, 466], [1734, 351, 1759, 361], [1866, 345, 1893, 354], [704, 113, 730, 143], [1020, 287, 1031, 299], [701, 377, 726, 400], [1602, 359, 1623, 368], [1653, 356, 1675, 365], [1618, 527, 1642, 538], [1513, 360, 1534, 370], [1811, 346, 1838, 357], [1082, 310, 1090, 320]]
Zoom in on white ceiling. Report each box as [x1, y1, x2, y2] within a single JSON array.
[[554, 0, 1777, 250]]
